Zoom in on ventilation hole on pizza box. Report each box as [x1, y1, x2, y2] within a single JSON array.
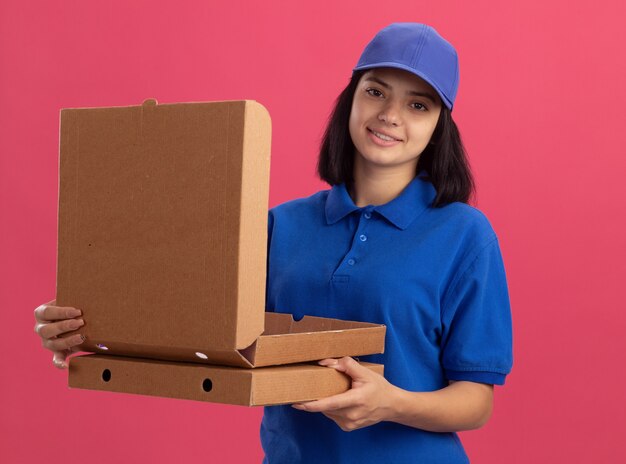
[[195, 352, 208, 360], [96, 344, 109, 351], [202, 378, 213, 392], [102, 369, 111, 382]]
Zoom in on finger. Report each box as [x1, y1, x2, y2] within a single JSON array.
[[52, 350, 69, 369], [292, 389, 358, 412], [318, 358, 340, 366], [44, 333, 85, 352], [34, 303, 81, 322], [37, 318, 84, 340], [52, 346, 82, 369], [318, 356, 373, 382]]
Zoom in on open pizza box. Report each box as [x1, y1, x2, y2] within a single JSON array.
[[57, 99, 386, 406]]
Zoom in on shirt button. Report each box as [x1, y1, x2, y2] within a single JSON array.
[[364, 212, 372, 219], [359, 234, 367, 242], [347, 258, 356, 266]]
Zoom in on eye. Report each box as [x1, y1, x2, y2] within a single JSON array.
[[365, 88, 384, 98], [411, 102, 428, 112]]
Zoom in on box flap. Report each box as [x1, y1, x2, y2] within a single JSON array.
[[56, 99, 269, 354]]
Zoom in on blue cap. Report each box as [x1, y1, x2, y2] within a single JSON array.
[[353, 23, 459, 110]]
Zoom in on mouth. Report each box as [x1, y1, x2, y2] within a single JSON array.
[[367, 128, 402, 142]]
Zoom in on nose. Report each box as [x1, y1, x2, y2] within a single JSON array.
[[378, 99, 402, 126]]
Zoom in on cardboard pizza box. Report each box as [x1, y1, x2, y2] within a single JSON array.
[[69, 354, 384, 406], [57, 99, 386, 405]]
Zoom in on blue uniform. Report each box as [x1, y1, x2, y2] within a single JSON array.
[[261, 172, 513, 463]]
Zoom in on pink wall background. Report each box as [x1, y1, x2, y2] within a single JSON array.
[[2, 0, 625, 462]]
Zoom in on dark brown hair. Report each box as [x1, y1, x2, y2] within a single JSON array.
[[317, 70, 475, 207]]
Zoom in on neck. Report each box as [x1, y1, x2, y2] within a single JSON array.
[[350, 156, 418, 207]]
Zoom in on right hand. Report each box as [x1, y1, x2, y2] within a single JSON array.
[[34, 299, 85, 369]]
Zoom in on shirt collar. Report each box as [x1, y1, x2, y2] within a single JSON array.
[[325, 172, 436, 230]]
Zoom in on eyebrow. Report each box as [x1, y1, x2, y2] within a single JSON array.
[[364, 76, 438, 105]]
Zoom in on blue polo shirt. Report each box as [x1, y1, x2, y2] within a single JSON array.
[[261, 172, 513, 464]]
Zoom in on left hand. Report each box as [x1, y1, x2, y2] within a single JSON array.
[[291, 356, 398, 432]]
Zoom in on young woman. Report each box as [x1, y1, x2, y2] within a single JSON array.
[[260, 23, 512, 463], [35, 23, 512, 463]]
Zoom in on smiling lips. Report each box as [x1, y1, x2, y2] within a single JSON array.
[[367, 127, 402, 146]]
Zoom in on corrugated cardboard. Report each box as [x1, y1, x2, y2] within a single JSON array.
[[69, 354, 384, 406], [58, 99, 386, 405]]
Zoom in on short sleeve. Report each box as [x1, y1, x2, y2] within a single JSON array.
[[440, 238, 513, 385]]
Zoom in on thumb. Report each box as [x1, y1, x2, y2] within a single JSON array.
[[319, 356, 372, 381]]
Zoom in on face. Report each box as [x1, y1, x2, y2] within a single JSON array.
[[348, 67, 442, 174]]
